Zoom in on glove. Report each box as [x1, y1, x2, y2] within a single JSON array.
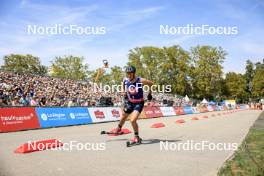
[[147, 92, 152, 101], [123, 93, 128, 101], [122, 93, 129, 107]]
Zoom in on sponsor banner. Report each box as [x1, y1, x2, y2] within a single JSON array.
[[216, 106, 221, 111], [224, 100, 236, 107], [36, 107, 92, 128], [183, 106, 193, 114], [143, 106, 163, 118], [160, 107, 176, 116], [173, 107, 185, 115], [239, 105, 248, 110], [192, 107, 199, 114], [88, 107, 109, 123], [104, 107, 122, 121], [0, 107, 40, 133]]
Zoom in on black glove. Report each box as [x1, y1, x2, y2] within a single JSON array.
[[147, 92, 152, 101], [123, 93, 128, 101], [122, 94, 129, 106]]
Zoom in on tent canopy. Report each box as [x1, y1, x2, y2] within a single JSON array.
[[201, 98, 208, 104], [184, 95, 190, 102]]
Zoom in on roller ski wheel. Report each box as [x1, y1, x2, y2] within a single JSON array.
[[126, 137, 142, 147]]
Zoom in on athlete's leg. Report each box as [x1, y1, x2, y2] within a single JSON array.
[[116, 103, 133, 131], [117, 111, 129, 130], [129, 110, 140, 135], [129, 102, 144, 138]]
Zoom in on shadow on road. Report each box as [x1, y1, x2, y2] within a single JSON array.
[[141, 139, 182, 145], [106, 138, 182, 145], [106, 139, 129, 142]]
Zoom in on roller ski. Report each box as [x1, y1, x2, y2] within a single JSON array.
[[126, 136, 142, 147], [100, 129, 124, 135]]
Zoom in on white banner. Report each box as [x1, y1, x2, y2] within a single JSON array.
[[160, 107, 176, 116], [88, 107, 121, 123], [88, 107, 108, 123], [104, 107, 122, 121]]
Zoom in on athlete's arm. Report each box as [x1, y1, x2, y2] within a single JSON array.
[[140, 78, 153, 101], [140, 78, 153, 86], [122, 79, 128, 99]]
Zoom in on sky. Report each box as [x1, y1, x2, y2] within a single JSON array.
[[0, 0, 263, 73]]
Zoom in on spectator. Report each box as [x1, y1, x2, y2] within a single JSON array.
[[0, 71, 194, 107], [30, 96, 39, 106], [0, 97, 7, 106]]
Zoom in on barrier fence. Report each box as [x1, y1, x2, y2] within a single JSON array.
[[0, 105, 249, 133]]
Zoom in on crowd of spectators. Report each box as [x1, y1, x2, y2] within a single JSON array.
[[151, 93, 193, 106], [0, 71, 122, 107], [0, 71, 191, 107]]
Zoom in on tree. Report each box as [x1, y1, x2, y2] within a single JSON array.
[[252, 60, 264, 98], [92, 66, 124, 91], [218, 78, 229, 102], [245, 60, 254, 98], [225, 72, 247, 102], [1, 54, 47, 75], [161, 45, 191, 95], [50, 55, 89, 80], [190, 45, 226, 99], [110, 66, 124, 85], [127, 46, 191, 95], [128, 46, 164, 83]]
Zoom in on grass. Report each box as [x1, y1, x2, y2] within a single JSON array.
[[218, 111, 264, 176]]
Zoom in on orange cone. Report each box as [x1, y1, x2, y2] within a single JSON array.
[[176, 119, 186, 124], [151, 123, 165, 128], [192, 117, 199, 120], [14, 139, 63, 154]]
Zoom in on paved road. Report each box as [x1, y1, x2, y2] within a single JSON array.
[[0, 110, 262, 176]]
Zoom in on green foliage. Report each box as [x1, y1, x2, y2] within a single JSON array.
[[162, 46, 192, 95], [128, 45, 192, 95], [1, 54, 47, 75], [50, 55, 89, 80], [110, 66, 124, 85], [90, 66, 123, 85], [1, 48, 263, 101], [218, 112, 264, 175], [128, 46, 164, 82], [252, 61, 264, 98], [190, 46, 226, 99], [225, 72, 247, 102], [245, 60, 254, 97]]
